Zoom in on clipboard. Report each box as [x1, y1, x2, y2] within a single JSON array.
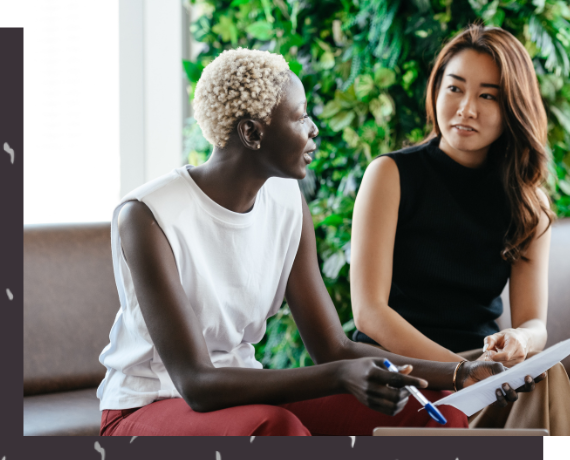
[[433, 338, 570, 416]]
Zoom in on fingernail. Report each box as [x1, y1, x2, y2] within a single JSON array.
[[482, 343, 488, 352]]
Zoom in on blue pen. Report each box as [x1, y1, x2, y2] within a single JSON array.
[[383, 358, 447, 425]]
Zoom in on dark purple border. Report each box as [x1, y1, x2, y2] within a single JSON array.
[[1, 25, 25, 452], [0, 436, 546, 460], [0, 26, 546, 459]]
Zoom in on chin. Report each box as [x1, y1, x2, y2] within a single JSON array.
[[276, 164, 306, 181], [447, 135, 486, 153], [292, 167, 307, 180]]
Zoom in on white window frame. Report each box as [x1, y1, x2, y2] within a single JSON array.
[[119, 0, 188, 197]]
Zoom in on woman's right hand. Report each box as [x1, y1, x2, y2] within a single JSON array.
[[338, 358, 428, 416]]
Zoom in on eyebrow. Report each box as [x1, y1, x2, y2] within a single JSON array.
[[446, 73, 500, 89]]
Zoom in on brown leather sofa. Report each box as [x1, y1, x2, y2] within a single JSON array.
[[24, 223, 119, 436], [23, 219, 570, 436]]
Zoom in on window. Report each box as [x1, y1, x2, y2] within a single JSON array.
[[0, 0, 120, 224], [2, 0, 189, 224]]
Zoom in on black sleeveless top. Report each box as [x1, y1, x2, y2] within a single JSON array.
[[353, 137, 512, 352]]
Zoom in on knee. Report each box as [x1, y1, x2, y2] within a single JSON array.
[[250, 405, 310, 436], [436, 405, 469, 428], [421, 390, 468, 428]]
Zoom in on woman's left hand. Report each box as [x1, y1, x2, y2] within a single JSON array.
[[483, 328, 530, 367], [459, 361, 546, 407]]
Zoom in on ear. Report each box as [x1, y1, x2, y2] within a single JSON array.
[[237, 119, 265, 150]]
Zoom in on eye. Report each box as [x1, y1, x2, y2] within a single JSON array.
[[481, 93, 497, 100], [300, 114, 309, 124], [448, 85, 460, 92]]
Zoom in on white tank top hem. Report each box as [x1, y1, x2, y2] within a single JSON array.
[[97, 165, 303, 410]]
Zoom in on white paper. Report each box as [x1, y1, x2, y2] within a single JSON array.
[[433, 339, 570, 416]]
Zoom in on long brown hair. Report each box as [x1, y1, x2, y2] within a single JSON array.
[[424, 24, 554, 263]]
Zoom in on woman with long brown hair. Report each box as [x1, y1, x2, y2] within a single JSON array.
[[350, 24, 570, 434]]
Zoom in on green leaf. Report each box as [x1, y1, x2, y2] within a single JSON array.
[[559, 179, 570, 195], [320, 51, 336, 70], [212, 15, 238, 44], [246, 21, 274, 41], [434, 12, 451, 24], [260, 0, 275, 23], [342, 127, 360, 148], [361, 123, 378, 143], [182, 60, 204, 83], [532, 0, 545, 14], [230, 0, 249, 6], [467, 0, 489, 13], [402, 68, 418, 90], [374, 67, 396, 88], [335, 87, 357, 108], [362, 143, 372, 162], [322, 251, 346, 279], [314, 37, 332, 52], [320, 100, 342, 119], [481, 0, 499, 22], [487, 8, 505, 27], [355, 74, 375, 100], [550, 106, 570, 133], [342, 318, 356, 333], [316, 214, 345, 228], [369, 94, 394, 124], [328, 110, 355, 132], [288, 59, 303, 76]]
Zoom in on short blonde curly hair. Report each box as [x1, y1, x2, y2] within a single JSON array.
[[193, 48, 291, 147]]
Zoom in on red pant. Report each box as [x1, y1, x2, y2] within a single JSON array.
[[100, 390, 467, 436]]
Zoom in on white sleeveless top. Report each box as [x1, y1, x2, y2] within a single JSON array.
[[97, 165, 303, 410]]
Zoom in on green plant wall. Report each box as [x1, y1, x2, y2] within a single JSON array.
[[182, 0, 570, 369]]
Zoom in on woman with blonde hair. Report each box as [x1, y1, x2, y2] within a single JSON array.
[[96, 47, 523, 436], [351, 24, 570, 434]]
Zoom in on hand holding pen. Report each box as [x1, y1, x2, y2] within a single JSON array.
[[338, 357, 428, 416], [383, 359, 447, 425]]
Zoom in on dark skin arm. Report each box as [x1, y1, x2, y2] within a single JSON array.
[[118, 199, 425, 414]]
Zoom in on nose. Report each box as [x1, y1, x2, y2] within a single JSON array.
[[309, 118, 319, 138], [457, 94, 477, 119]]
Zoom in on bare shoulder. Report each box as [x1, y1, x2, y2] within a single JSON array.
[[365, 155, 398, 179], [118, 201, 156, 235], [117, 200, 169, 263], [359, 155, 400, 198]]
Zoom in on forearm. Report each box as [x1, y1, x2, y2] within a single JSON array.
[[182, 361, 342, 412], [355, 303, 464, 363], [514, 319, 548, 354], [330, 337, 458, 391]]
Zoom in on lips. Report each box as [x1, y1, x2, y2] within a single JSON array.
[[452, 124, 477, 132], [303, 144, 317, 164]]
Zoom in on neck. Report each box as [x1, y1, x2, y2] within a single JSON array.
[[188, 147, 269, 214], [438, 136, 489, 169]]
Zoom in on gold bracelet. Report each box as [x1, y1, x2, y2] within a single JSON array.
[[453, 360, 467, 392]]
